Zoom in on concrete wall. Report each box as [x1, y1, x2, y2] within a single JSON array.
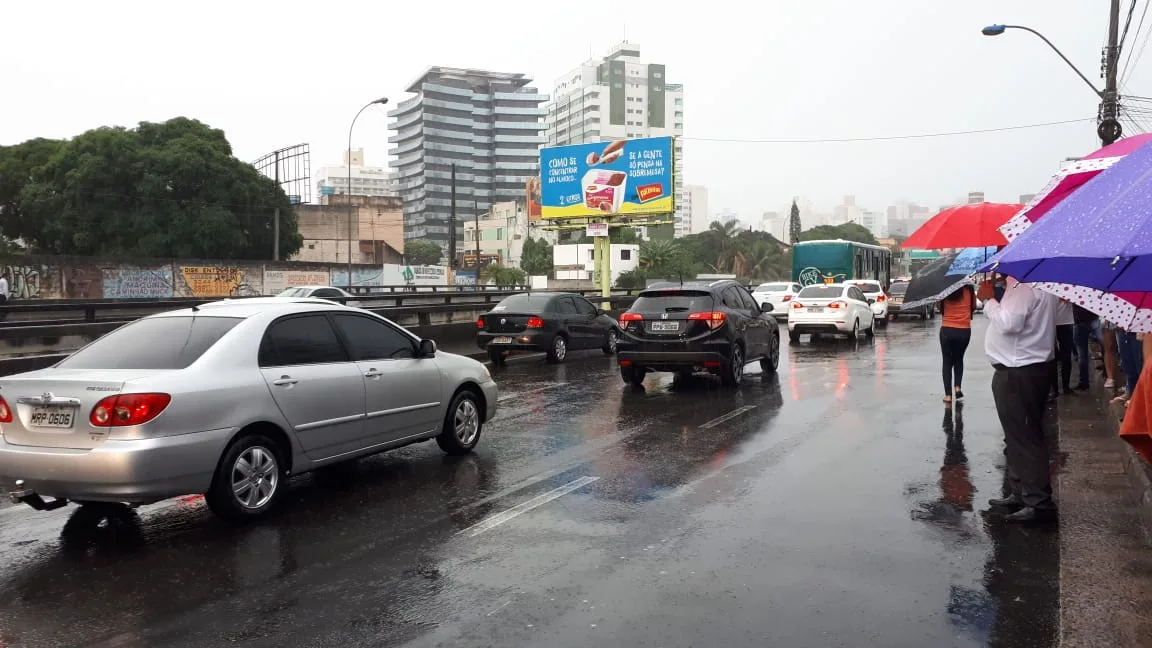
[[0, 256, 450, 299]]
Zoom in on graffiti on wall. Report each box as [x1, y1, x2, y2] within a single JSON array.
[[178, 266, 259, 297], [1, 265, 43, 299], [263, 270, 332, 295], [103, 268, 174, 299]]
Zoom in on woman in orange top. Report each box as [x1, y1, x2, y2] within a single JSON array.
[[939, 285, 976, 403]]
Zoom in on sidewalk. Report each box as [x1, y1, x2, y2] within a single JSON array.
[[1056, 378, 1152, 647]]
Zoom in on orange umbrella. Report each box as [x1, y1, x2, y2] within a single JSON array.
[[901, 202, 1022, 250]]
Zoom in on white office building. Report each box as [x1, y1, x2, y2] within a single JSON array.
[[545, 42, 685, 237], [315, 149, 399, 198], [681, 184, 709, 236], [553, 243, 640, 283]]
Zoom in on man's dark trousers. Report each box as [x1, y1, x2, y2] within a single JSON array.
[[992, 361, 1057, 509]]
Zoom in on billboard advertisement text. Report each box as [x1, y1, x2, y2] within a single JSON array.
[[539, 137, 674, 219]]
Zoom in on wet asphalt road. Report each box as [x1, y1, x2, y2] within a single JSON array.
[[0, 318, 1058, 648]]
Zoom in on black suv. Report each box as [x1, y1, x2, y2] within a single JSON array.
[[615, 280, 780, 387]]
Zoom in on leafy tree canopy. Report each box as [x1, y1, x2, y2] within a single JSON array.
[[0, 118, 301, 259], [480, 263, 527, 286], [520, 237, 554, 276], [798, 222, 879, 246], [404, 240, 443, 266]]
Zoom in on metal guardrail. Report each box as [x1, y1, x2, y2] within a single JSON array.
[[0, 289, 641, 344]]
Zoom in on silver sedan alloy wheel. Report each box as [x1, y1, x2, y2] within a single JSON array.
[[231, 446, 280, 509]]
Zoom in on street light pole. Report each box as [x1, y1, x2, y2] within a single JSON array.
[[982, 13, 1124, 145], [346, 96, 389, 287]]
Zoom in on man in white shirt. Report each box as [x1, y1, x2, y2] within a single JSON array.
[[977, 275, 1059, 523], [0, 275, 9, 304]]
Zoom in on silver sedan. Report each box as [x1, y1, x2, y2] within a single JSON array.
[[0, 298, 497, 521]]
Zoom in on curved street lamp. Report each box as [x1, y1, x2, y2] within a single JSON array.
[[981, 24, 1103, 98], [346, 96, 390, 288]]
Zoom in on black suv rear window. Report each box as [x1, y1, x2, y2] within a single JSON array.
[[632, 290, 716, 313], [57, 316, 243, 370], [491, 294, 554, 312]]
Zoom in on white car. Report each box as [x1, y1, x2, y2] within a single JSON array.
[[846, 279, 889, 326], [787, 283, 876, 343], [276, 285, 361, 307], [751, 282, 801, 320]]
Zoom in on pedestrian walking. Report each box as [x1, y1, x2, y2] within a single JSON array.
[[1115, 327, 1144, 406], [938, 284, 975, 404], [1052, 298, 1075, 396], [1072, 304, 1100, 391], [977, 276, 1059, 523]]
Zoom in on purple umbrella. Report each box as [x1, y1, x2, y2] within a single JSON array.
[[982, 139, 1152, 292]]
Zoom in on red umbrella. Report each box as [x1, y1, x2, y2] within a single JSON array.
[[900, 202, 1022, 250]]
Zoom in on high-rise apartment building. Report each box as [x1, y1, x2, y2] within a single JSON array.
[[545, 43, 685, 236], [388, 67, 547, 252], [315, 149, 399, 199], [681, 185, 709, 236]]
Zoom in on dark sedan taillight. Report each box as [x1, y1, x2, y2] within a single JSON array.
[[526, 317, 545, 328], [476, 317, 486, 329]]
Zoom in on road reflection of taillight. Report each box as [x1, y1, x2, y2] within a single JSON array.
[[527, 317, 545, 328], [688, 311, 727, 329]]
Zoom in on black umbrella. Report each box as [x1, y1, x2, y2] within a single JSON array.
[[901, 252, 973, 310]]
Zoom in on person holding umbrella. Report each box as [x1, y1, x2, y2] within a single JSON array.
[[977, 276, 1059, 523], [939, 284, 976, 404]]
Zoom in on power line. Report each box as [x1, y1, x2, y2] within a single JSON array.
[[1122, 0, 1152, 84], [680, 118, 1095, 144], [1120, 0, 1139, 54]]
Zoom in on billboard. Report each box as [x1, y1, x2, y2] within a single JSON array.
[[539, 137, 674, 219], [526, 177, 542, 221]]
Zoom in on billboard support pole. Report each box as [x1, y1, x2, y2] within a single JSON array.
[[595, 227, 611, 307]]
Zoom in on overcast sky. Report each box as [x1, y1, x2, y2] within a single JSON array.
[[4, 0, 1148, 220]]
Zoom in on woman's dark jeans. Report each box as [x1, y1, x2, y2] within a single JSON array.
[[940, 326, 972, 395]]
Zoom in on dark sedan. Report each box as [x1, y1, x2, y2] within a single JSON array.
[[476, 293, 620, 365]]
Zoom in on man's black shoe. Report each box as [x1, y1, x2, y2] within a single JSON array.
[[1074, 383, 1090, 391], [1003, 506, 1058, 524], [988, 495, 1024, 508]]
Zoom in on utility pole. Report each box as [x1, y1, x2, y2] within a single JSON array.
[[474, 201, 482, 272], [448, 164, 457, 269], [1100, 0, 1123, 145]]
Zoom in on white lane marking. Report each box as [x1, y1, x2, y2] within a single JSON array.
[[498, 383, 564, 403], [460, 476, 600, 537], [698, 405, 757, 430], [487, 600, 513, 616]]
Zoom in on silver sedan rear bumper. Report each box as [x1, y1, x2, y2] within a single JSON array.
[[0, 427, 235, 504]]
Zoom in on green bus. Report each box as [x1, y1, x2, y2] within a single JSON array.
[[791, 240, 892, 287]]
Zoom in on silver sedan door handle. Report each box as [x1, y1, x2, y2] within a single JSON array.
[[363, 369, 382, 378], [272, 376, 298, 386]]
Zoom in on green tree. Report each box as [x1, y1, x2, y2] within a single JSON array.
[[520, 237, 554, 276], [480, 263, 527, 286], [799, 222, 879, 246], [404, 240, 443, 265], [788, 200, 801, 245], [2, 118, 301, 259]]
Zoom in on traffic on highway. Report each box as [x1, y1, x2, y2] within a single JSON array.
[[0, 290, 1056, 648]]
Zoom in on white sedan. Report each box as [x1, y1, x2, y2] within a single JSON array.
[[846, 279, 889, 325], [751, 282, 801, 321], [787, 283, 876, 343]]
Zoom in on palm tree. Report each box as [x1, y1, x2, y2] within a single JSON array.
[[639, 239, 680, 271]]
